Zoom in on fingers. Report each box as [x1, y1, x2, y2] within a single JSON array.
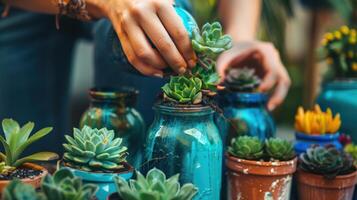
[[121, 13, 167, 69], [157, 3, 197, 68], [267, 77, 291, 111]]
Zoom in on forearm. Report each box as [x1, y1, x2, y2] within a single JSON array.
[[218, 0, 261, 42], [1, 0, 105, 18]]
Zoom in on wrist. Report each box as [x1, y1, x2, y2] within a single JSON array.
[[85, 0, 107, 19]]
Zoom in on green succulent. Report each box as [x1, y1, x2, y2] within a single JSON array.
[[265, 138, 295, 161], [300, 145, 355, 179], [63, 126, 128, 172], [224, 67, 261, 92], [42, 168, 98, 200], [162, 76, 203, 104], [0, 119, 58, 174], [228, 136, 264, 160], [344, 143, 357, 165], [114, 168, 198, 200], [2, 179, 46, 200], [192, 22, 232, 59]]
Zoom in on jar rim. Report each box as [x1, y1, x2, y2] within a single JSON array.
[[153, 103, 214, 114], [221, 92, 268, 104], [89, 87, 139, 100], [323, 79, 357, 90]]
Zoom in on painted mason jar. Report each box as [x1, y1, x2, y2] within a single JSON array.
[[317, 79, 357, 142], [217, 92, 276, 146], [144, 104, 222, 200], [80, 88, 145, 168]]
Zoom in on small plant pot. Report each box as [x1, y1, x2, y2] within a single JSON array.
[[61, 162, 133, 200], [226, 154, 297, 200], [296, 169, 357, 200], [0, 163, 48, 193], [294, 132, 342, 154]]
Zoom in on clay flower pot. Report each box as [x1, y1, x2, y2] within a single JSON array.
[[297, 169, 357, 200], [0, 163, 48, 193], [226, 154, 297, 200]]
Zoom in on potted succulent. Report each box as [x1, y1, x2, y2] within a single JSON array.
[[144, 20, 232, 200], [108, 168, 198, 200], [297, 145, 357, 200], [226, 136, 297, 200], [317, 26, 357, 143], [2, 168, 98, 200], [294, 104, 342, 154], [61, 126, 133, 200], [218, 67, 275, 145], [0, 119, 58, 192]]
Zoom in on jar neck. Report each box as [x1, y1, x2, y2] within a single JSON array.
[[153, 104, 214, 120], [219, 92, 268, 108], [89, 87, 138, 110]]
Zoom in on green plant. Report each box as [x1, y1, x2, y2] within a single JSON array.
[[300, 145, 355, 179], [114, 168, 198, 200], [224, 67, 261, 92], [63, 126, 128, 172], [0, 119, 58, 174], [228, 136, 264, 160], [162, 76, 203, 104], [344, 143, 357, 165], [265, 138, 295, 161], [41, 168, 98, 200], [2, 179, 46, 200]]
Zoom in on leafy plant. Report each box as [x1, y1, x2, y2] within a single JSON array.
[[300, 145, 355, 179], [0, 119, 58, 174], [228, 136, 264, 160], [224, 67, 261, 92], [344, 143, 357, 165], [162, 76, 203, 104], [265, 138, 295, 161], [114, 168, 198, 200], [41, 168, 98, 200], [2, 179, 46, 200], [63, 126, 128, 172], [295, 105, 341, 135]]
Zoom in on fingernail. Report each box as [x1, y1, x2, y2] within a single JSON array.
[[153, 73, 163, 78], [268, 104, 275, 111], [178, 68, 186, 74], [188, 59, 196, 68]]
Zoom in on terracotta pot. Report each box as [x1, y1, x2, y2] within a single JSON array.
[[226, 154, 297, 200], [0, 163, 48, 193], [297, 169, 357, 200]]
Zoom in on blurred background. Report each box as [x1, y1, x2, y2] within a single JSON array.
[[69, 0, 356, 130]]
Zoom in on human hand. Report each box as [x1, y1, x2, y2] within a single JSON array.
[[99, 0, 196, 77], [216, 41, 291, 111]]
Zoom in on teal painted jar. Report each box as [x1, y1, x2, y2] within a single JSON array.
[[317, 79, 357, 142], [294, 132, 342, 154], [62, 163, 133, 200], [144, 104, 222, 200], [80, 88, 146, 168]]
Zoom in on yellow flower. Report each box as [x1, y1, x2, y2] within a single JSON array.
[[340, 26, 350, 35], [334, 31, 342, 40], [294, 105, 341, 134], [353, 63, 357, 71], [324, 33, 334, 41], [349, 36, 356, 44], [321, 38, 328, 46]]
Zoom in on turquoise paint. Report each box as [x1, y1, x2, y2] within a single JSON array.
[[174, 6, 198, 38], [294, 132, 342, 154], [317, 79, 357, 143], [62, 164, 133, 200], [143, 104, 222, 200]]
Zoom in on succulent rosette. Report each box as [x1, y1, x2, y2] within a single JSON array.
[[162, 76, 203, 104], [228, 136, 264, 160], [224, 67, 261, 92], [265, 138, 295, 161]]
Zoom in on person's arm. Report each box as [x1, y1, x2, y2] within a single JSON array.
[[217, 0, 291, 111], [2, 0, 196, 78]]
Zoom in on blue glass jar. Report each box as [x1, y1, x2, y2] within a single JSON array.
[[80, 88, 146, 168], [294, 132, 342, 154], [217, 92, 276, 145], [144, 104, 222, 200], [317, 79, 357, 143]]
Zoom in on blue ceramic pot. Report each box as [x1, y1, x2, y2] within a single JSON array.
[[62, 163, 133, 200], [317, 79, 357, 143], [217, 92, 276, 145], [144, 104, 222, 200], [80, 88, 145, 168], [294, 132, 342, 154]]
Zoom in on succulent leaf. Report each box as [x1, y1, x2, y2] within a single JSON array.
[[224, 67, 261, 92], [228, 136, 264, 160], [114, 168, 198, 200], [265, 138, 295, 161], [2, 179, 46, 200], [63, 126, 127, 172], [162, 76, 203, 104]]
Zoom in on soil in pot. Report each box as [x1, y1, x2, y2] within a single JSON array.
[[226, 154, 297, 200], [297, 169, 357, 200], [0, 168, 42, 180]]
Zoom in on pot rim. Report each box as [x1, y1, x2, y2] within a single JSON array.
[[0, 162, 48, 184], [153, 103, 213, 114], [295, 131, 339, 140], [225, 153, 297, 176], [296, 168, 357, 189]]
